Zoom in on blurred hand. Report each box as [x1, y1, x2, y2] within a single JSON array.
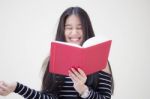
[[68, 68, 88, 95], [0, 81, 17, 96]]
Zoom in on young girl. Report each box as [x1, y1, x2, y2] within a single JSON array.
[[0, 7, 114, 99]]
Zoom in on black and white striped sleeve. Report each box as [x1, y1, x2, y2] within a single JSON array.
[[14, 82, 58, 99], [85, 71, 112, 99]]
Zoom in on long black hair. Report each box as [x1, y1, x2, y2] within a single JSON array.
[[41, 6, 114, 95]]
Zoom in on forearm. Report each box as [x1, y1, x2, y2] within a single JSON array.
[[14, 82, 58, 99], [83, 88, 111, 99], [80, 71, 112, 99]]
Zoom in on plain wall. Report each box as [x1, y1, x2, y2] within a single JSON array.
[[0, 0, 150, 99]]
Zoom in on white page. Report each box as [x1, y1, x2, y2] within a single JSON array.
[[51, 41, 82, 48], [82, 36, 111, 48]]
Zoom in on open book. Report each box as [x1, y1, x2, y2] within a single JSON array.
[[49, 36, 112, 76]]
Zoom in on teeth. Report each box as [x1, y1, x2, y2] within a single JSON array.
[[69, 37, 80, 42], [71, 38, 79, 41]]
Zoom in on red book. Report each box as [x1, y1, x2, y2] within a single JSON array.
[[49, 36, 112, 76]]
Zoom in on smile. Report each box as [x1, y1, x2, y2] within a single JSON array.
[[69, 37, 81, 42]]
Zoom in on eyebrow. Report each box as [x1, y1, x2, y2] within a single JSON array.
[[65, 24, 71, 27], [65, 24, 82, 26]]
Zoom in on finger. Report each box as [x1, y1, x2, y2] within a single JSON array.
[[69, 70, 77, 81], [68, 70, 76, 83], [0, 88, 7, 96], [0, 87, 4, 92], [69, 70, 82, 82], [77, 68, 87, 78], [0, 84, 8, 91], [0, 89, 4, 95], [69, 75, 76, 84], [71, 68, 80, 76], [71, 68, 83, 79], [0, 81, 8, 87], [2, 82, 8, 87], [71, 68, 87, 84], [0, 81, 4, 85]]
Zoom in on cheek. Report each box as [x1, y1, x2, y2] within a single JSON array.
[[64, 33, 69, 41], [64, 30, 70, 36], [80, 31, 84, 38]]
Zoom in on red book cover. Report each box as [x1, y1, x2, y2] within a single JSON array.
[[49, 36, 112, 76]]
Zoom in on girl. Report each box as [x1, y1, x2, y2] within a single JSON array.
[[0, 7, 114, 99]]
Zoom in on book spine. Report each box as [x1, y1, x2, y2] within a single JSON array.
[[50, 43, 55, 73]]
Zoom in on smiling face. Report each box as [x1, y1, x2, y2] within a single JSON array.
[[64, 15, 84, 45]]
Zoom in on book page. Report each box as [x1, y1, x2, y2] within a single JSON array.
[[51, 41, 82, 48], [82, 36, 111, 48]]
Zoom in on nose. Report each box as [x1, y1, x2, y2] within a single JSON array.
[[71, 29, 78, 35]]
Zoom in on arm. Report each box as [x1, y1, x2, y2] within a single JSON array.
[[0, 81, 16, 96], [86, 62, 112, 99], [0, 81, 58, 99], [69, 63, 112, 99], [84, 71, 112, 99]]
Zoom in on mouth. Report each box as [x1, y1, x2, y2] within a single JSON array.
[[69, 37, 82, 42]]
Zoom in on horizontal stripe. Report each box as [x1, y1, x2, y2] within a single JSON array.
[[14, 71, 112, 99]]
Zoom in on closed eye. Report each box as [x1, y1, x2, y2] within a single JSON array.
[[65, 27, 72, 30]]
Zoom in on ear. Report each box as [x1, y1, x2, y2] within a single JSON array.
[[102, 62, 111, 74]]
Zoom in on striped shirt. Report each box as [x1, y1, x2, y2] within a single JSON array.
[[14, 71, 112, 99]]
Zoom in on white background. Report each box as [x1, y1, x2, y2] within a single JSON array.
[[0, 0, 150, 99]]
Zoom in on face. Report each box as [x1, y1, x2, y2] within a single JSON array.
[[64, 15, 84, 45]]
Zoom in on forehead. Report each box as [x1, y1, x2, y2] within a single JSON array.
[[65, 15, 81, 25]]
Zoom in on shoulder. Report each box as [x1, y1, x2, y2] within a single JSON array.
[[102, 62, 112, 74]]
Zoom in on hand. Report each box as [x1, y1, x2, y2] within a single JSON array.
[[0, 81, 17, 96], [68, 68, 88, 95]]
